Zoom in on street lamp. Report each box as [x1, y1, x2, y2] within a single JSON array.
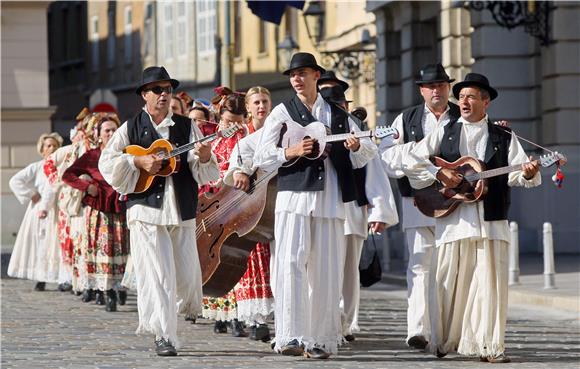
[[303, 0, 324, 46], [277, 34, 299, 71]]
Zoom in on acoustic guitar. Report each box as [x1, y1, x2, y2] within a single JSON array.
[[123, 124, 240, 193], [413, 152, 566, 218], [279, 120, 399, 166]]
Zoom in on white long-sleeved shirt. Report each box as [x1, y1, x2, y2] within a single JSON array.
[[253, 94, 377, 219], [381, 103, 455, 230], [9, 160, 52, 212], [344, 153, 400, 238], [403, 115, 541, 246], [99, 108, 220, 227]]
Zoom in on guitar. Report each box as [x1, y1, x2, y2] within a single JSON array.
[[124, 124, 240, 193], [413, 152, 566, 218], [278, 120, 399, 166]]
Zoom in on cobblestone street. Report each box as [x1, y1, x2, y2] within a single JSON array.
[[1, 277, 579, 369]]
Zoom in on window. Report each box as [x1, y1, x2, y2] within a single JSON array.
[[233, 1, 242, 57], [91, 15, 99, 72], [143, 2, 153, 58], [124, 6, 133, 64], [258, 20, 267, 54], [107, 8, 115, 68], [164, 3, 174, 59], [196, 0, 216, 55], [176, 1, 186, 56]]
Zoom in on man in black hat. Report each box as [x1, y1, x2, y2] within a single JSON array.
[[254, 53, 377, 359], [317, 75, 398, 342], [381, 62, 460, 350], [404, 72, 541, 363], [99, 66, 219, 356]]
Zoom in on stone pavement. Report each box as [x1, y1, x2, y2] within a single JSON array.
[[1, 277, 579, 369]]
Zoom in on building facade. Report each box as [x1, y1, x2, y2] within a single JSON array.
[[1, 1, 54, 245]]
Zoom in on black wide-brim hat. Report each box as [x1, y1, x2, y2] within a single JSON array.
[[283, 52, 326, 76], [415, 63, 455, 85], [135, 66, 180, 95], [452, 72, 498, 101], [318, 70, 350, 92]]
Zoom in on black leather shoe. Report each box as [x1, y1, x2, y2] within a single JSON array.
[[155, 338, 177, 356], [304, 346, 330, 359], [81, 289, 94, 302], [408, 335, 428, 350], [118, 290, 127, 305], [281, 339, 304, 356], [213, 321, 227, 334], [184, 314, 196, 323], [95, 290, 105, 305], [344, 334, 355, 342], [436, 349, 447, 358], [231, 319, 248, 337], [34, 282, 46, 291], [105, 289, 117, 312], [250, 324, 270, 342], [57, 282, 72, 292]]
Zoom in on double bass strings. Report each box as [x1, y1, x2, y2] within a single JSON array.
[[195, 170, 277, 235]]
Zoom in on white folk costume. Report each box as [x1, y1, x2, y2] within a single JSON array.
[[44, 142, 90, 287], [381, 103, 458, 343], [8, 160, 60, 283], [341, 154, 399, 337], [403, 114, 541, 358], [254, 93, 377, 354], [223, 129, 275, 325], [99, 108, 219, 347]]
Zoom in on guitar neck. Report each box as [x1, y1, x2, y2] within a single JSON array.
[[166, 133, 218, 158], [326, 130, 373, 143], [466, 160, 538, 181]]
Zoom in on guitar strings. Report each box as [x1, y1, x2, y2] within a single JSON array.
[[195, 171, 276, 234], [194, 173, 273, 235]]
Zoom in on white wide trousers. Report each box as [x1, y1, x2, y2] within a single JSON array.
[[129, 221, 203, 348], [341, 234, 365, 336], [273, 211, 346, 354]]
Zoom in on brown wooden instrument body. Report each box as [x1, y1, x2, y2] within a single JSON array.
[[196, 170, 276, 297], [124, 139, 179, 193], [413, 156, 487, 218]]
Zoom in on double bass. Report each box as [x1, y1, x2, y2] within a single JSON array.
[[196, 169, 276, 297]]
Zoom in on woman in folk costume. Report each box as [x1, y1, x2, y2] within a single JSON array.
[[220, 86, 275, 342], [62, 113, 129, 312], [8, 133, 63, 290], [43, 108, 93, 292], [200, 87, 249, 336], [189, 99, 217, 137]]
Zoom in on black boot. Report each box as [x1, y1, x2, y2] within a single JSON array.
[[252, 324, 270, 342], [57, 282, 72, 292], [34, 282, 46, 291], [81, 289, 94, 302], [118, 290, 127, 306], [185, 314, 196, 324], [213, 321, 227, 333], [231, 319, 248, 337], [95, 290, 105, 305], [105, 289, 117, 312]]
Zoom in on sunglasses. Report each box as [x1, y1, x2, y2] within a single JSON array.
[[145, 85, 173, 95]]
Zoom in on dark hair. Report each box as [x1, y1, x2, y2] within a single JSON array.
[[220, 94, 247, 117], [190, 105, 210, 121]]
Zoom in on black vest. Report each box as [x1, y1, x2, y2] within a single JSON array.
[[277, 96, 368, 206], [439, 118, 512, 221], [126, 110, 198, 221], [397, 102, 460, 197]]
